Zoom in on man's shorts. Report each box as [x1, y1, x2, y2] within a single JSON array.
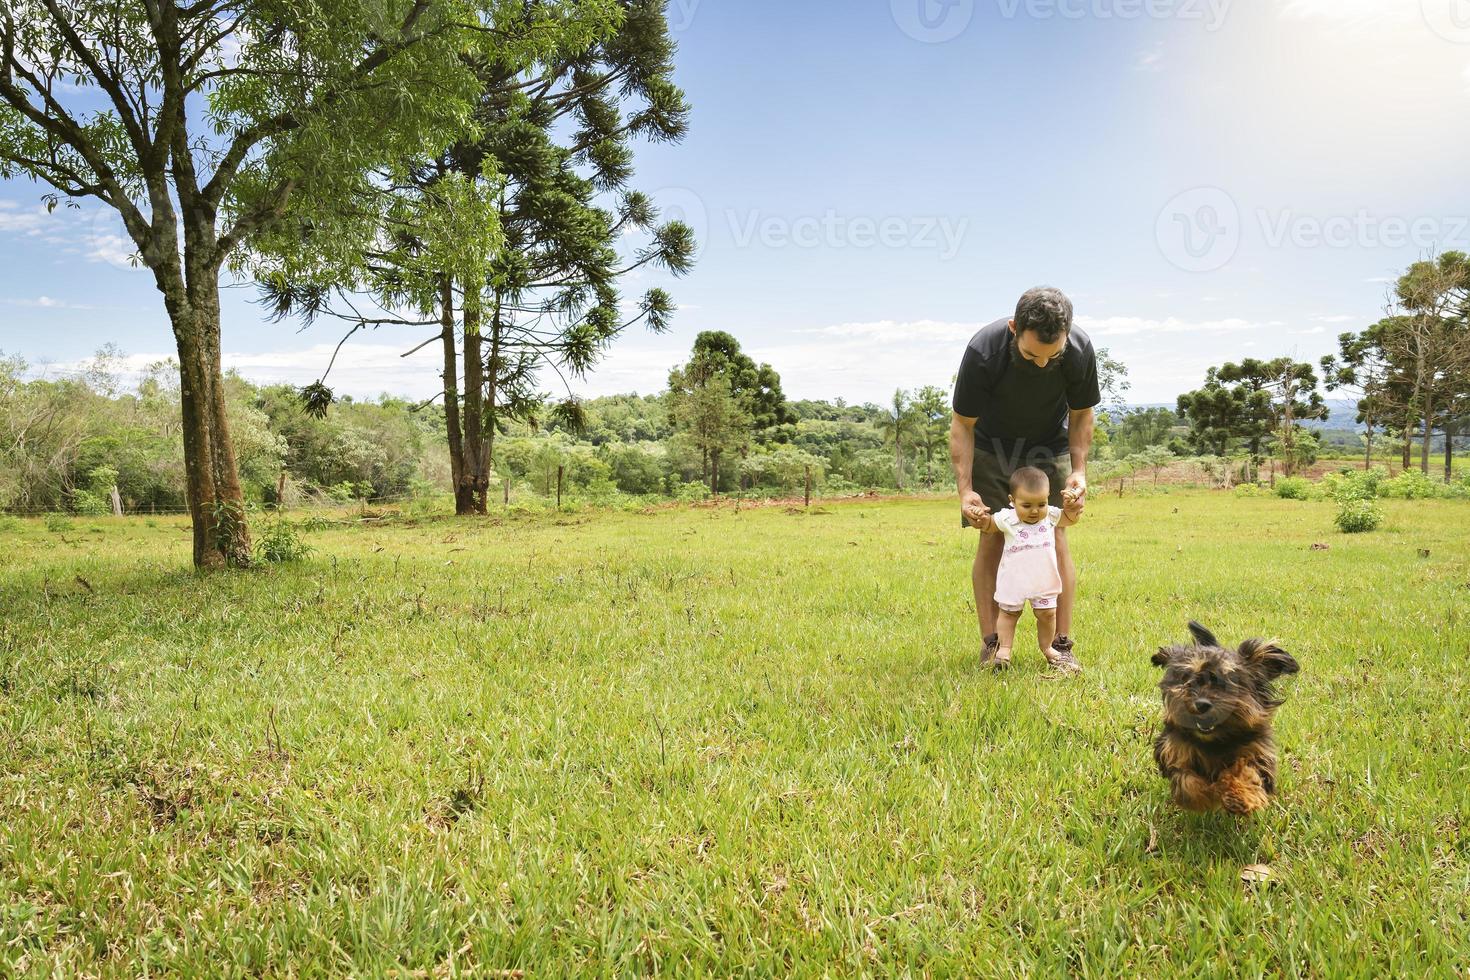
[[961, 448, 1071, 528]]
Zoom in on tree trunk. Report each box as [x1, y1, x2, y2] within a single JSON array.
[[1280, 386, 1295, 478], [1420, 394, 1433, 475], [485, 294, 504, 502], [167, 270, 251, 569], [1447, 422, 1456, 484], [440, 277, 473, 515], [458, 284, 489, 515], [1401, 426, 1412, 471], [1364, 417, 1373, 470]]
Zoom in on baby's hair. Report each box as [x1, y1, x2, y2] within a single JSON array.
[[1009, 466, 1050, 496]]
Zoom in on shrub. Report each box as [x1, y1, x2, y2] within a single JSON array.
[[1324, 470, 1377, 504], [1379, 470, 1441, 500], [1233, 483, 1266, 498], [1335, 498, 1383, 534], [1274, 477, 1311, 500], [72, 490, 110, 516], [673, 480, 711, 503], [255, 519, 313, 564], [44, 513, 73, 533], [0, 515, 21, 533]]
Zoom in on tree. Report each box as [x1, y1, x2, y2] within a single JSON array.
[[1177, 357, 1326, 477], [875, 389, 917, 492], [0, 0, 548, 565], [666, 366, 751, 494], [1113, 407, 1179, 458], [1135, 444, 1175, 486], [684, 331, 794, 441], [665, 331, 790, 491], [1097, 347, 1132, 416], [267, 1, 690, 515], [1384, 253, 1470, 477], [0, 353, 94, 511], [1322, 324, 1401, 471], [1176, 370, 1271, 471], [909, 385, 950, 489]]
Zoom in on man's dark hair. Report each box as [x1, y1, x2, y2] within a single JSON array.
[[1009, 466, 1050, 496], [1014, 287, 1074, 344]]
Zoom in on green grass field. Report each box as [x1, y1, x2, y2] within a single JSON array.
[[1, 492, 1467, 976]]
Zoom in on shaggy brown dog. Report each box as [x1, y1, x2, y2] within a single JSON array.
[[1152, 622, 1300, 815]]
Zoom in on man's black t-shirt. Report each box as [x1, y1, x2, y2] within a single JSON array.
[[951, 317, 1101, 460]]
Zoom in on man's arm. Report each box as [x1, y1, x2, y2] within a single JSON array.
[[1067, 406, 1094, 498], [951, 412, 987, 523]]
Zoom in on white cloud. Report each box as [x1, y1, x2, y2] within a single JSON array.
[[5, 295, 94, 310], [1074, 315, 1266, 338], [87, 233, 141, 268], [1309, 314, 1356, 323], [0, 205, 47, 235], [798, 319, 982, 344]]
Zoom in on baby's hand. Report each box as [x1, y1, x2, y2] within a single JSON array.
[[1061, 488, 1085, 519]]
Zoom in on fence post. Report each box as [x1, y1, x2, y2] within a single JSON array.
[[504, 478, 510, 507], [805, 466, 811, 508], [556, 466, 563, 510], [276, 471, 287, 511]]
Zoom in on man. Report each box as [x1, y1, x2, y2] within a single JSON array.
[[949, 286, 1099, 672]]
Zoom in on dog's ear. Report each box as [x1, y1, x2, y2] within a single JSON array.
[[1152, 646, 1177, 668], [1239, 638, 1299, 679], [1186, 621, 1219, 648]]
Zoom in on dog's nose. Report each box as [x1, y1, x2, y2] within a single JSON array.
[[1191, 699, 1213, 715]]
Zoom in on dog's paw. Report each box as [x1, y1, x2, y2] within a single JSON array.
[[1221, 785, 1268, 816], [1221, 791, 1250, 815]]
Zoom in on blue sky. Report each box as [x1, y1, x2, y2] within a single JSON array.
[[3, 0, 1469, 404]]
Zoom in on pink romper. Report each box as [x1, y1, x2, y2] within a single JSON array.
[[993, 507, 1064, 613]]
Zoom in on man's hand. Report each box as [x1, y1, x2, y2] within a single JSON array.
[[1061, 486, 1085, 521], [961, 490, 990, 528], [1065, 469, 1087, 501]]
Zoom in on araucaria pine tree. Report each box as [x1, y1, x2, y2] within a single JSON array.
[[262, 0, 693, 515]]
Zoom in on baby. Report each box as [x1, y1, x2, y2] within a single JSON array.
[[974, 465, 1084, 672]]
